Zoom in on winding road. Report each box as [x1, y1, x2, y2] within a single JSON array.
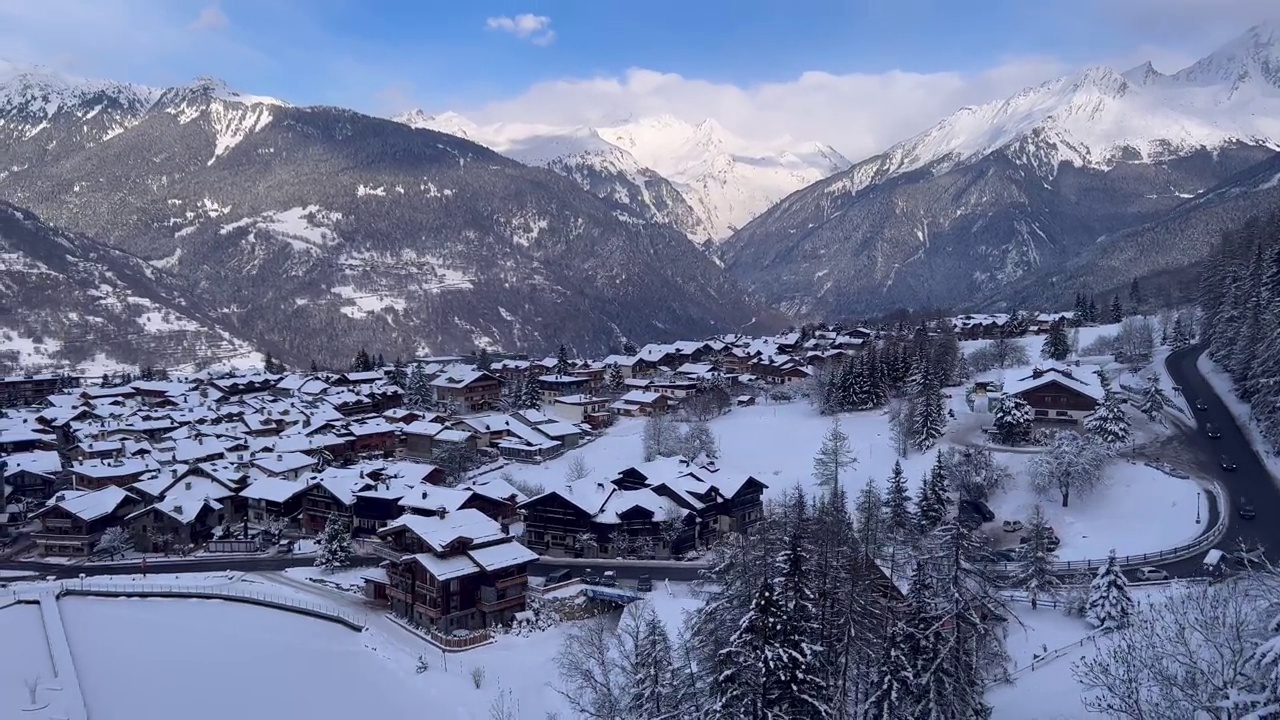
[[1158, 346, 1280, 576]]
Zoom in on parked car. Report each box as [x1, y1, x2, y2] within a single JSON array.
[[581, 569, 600, 586], [545, 568, 572, 585], [1019, 532, 1061, 552], [1001, 520, 1024, 533], [1196, 400, 1209, 411], [600, 570, 617, 587], [1203, 548, 1227, 580], [1206, 423, 1221, 438], [636, 574, 653, 592], [1222, 455, 1238, 471], [1238, 497, 1256, 520], [1134, 567, 1169, 582], [961, 499, 995, 523]]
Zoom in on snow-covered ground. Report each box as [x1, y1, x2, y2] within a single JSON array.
[[0, 603, 54, 720], [987, 604, 1102, 719], [1198, 353, 1280, 484]]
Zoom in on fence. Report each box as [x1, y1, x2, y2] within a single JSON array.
[[983, 481, 1228, 576], [384, 612, 495, 652], [987, 631, 1101, 688], [55, 581, 366, 631]]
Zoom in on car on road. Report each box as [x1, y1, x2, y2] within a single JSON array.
[[581, 569, 600, 585], [1019, 531, 1061, 552], [1001, 520, 1024, 533], [1238, 497, 1256, 520], [636, 574, 653, 592], [1134, 567, 1170, 582], [545, 568, 572, 585], [1196, 399, 1209, 411], [600, 570, 617, 587], [1222, 455, 1238, 471], [1206, 423, 1221, 438]]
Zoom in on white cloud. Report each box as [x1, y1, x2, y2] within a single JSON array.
[[190, 4, 228, 32], [452, 59, 1070, 161], [485, 13, 555, 46]]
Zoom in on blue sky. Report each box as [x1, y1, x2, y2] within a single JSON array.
[[0, 0, 1275, 158]]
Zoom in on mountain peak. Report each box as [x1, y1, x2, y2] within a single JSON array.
[[1121, 60, 1165, 87], [161, 76, 287, 108], [1171, 21, 1280, 90]]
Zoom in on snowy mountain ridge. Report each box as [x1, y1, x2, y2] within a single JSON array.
[[824, 22, 1280, 201], [395, 110, 851, 242]]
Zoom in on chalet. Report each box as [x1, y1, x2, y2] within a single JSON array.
[[549, 395, 611, 428], [430, 369, 502, 414], [402, 421, 476, 461], [239, 476, 312, 525], [347, 418, 399, 456], [749, 355, 814, 385], [69, 458, 152, 490], [1, 450, 64, 500], [250, 452, 317, 480], [32, 486, 140, 556], [519, 459, 767, 559], [1003, 363, 1105, 423], [599, 355, 642, 379], [125, 474, 234, 551], [211, 374, 281, 397], [951, 314, 1011, 340], [452, 415, 514, 448], [536, 374, 591, 402], [321, 390, 374, 417], [368, 509, 538, 632], [648, 379, 701, 399], [299, 469, 376, 534], [494, 418, 564, 463], [0, 425, 58, 453], [610, 390, 670, 417]]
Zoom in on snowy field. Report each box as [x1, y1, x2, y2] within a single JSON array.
[[0, 603, 55, 720], [987, 604, 1102, 720]]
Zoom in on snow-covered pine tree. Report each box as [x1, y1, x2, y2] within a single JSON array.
[[605, 362, 625, 395], [1129, 278, 1142, 312], [554, 344, 571, 377], [618, 602, 677, 720], [1041, 318, 1071, 361], [1073, 292, 1089, 326], [1013, 504, 1060, 610], [1243, 611, 1280, 718], [518, 374, 544, 410], [866, 614, 916, 720], [1085, 550, 1135, 630], [1085, 389, 1132, 447], [771, 512, 830, 720], [813, 418, 856, 490], [404, 363, 432, 410], [1137, 371, 1172, 421], [992, 394, 1033, 445], [1088, 297, 1099, 324], [810, 480, 860, 713], [910, 372, 947, 451], [915, 453, 950, 534], [1172, 314, 1189, 349], [882, 461, 915, 538], [864, 344, 890, 408], [622, 339, 639, 356], [1109, 295, 1123, 324], [713, 579, 781, 718], [314, 514, 354, 572]]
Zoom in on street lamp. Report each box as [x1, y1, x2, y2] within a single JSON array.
[[1196, 491, 1202, 525]]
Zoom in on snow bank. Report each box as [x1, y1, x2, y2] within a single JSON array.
[[1197, 353, 1280, 484]]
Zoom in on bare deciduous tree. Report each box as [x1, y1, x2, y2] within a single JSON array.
[[564, 454, 592, 484], [554, 615, 623, 719]]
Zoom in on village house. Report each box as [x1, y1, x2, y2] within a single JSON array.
[[430, 369, 502, 414], [366, 509, 538, 632], [549, 395, 611, 428], [401, 421, 476, 461], [1, 373, 78, 408], [298, 468, 378, 534], [250, 452, 317, 480], [32, 486, 140, 556], [0, 425, 59, 453], [536, 374, 591, 402], [1002, 363, 1105, 424], [69, 457, 153, 490], [1, 450, 64, 500], [610, 390, 671, 417], [239, 476, 313, 526], [347, 418, 400, 456]]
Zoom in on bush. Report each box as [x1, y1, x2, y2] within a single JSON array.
[[1080, 333, 1118, 357], [471, 665, 486, 689], [416, 654, 431, 674]]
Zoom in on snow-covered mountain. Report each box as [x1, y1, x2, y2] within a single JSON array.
[[394, 111, 851, 242], [722, 22, 1280, 319], [0, 69, 781, 367]]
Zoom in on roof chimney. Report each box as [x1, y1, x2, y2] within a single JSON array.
[[185, 480, 193, 490], [436, 505, 448, 518], [421, 489, 429, 499], [172, 505, 183, 515], [276, 454, 283, 461]]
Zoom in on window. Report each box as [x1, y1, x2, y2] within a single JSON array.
[[1055, 411, 1071, 418], [449, 579, 460, 593], [1034, 409, 1048, 417]]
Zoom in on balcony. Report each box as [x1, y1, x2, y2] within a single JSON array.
[[494, 573, 528, 590], [477, 593, 525, 613], [415, 582, 439, 597], [414, 601, 443, 619], [385, 586, 412, 603], [371, 542, 406, 562]]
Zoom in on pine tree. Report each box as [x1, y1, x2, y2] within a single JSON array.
[[623, 339, 639, 356], [605, 362, 625, 395], [1172, 314, 1188, 349], [1085, 550, 1135, 630], [915, 453, 950, 534], [992, 394, 1033, 445], [518, 374, 544, 410], [404, 364, 432, 410], [475, 348, 492, 371], [1087, 296, 1099, 324], [314, 515, 354, 571], [1128, 278, 1142, 312], [813, 418, 856, 490], [771, 513, 830, 720], [853, 476, 884, 558], [350, 348, 371, 372], [1013, 504, 1060, 610], [910, 371, 947, 451], [622, 603, 677, 719], [1137, 370, 1171, 421], [1085, 389, 1132, 447], [867, 616, 916, 720], [1109, 295, 1123, 324], [309, 359, 318, 373], [554, 344, 571, 376], [882, 461, 915, 538], [1041, 318, 1071, 361], [715, 579, 782, 718]]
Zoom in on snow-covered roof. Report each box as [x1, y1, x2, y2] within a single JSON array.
[[1004, 363, 1106, 402], [251, 452, 316, 475], [51, 485, 136, 522], [382, 509, 507, 550], [466, 541, 538, 572], [430, 369, 496, 389], [70, 457, 153, 478], [2, 449, 62, 477], [412, 552, 484, 581], [239, 476, 313, 503], [619, 390, 663, 404], [398, 485, 474, 513]]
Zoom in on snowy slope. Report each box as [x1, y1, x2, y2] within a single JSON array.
[[828, 21, 1280, 195], [395, 111, 850, 242]]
